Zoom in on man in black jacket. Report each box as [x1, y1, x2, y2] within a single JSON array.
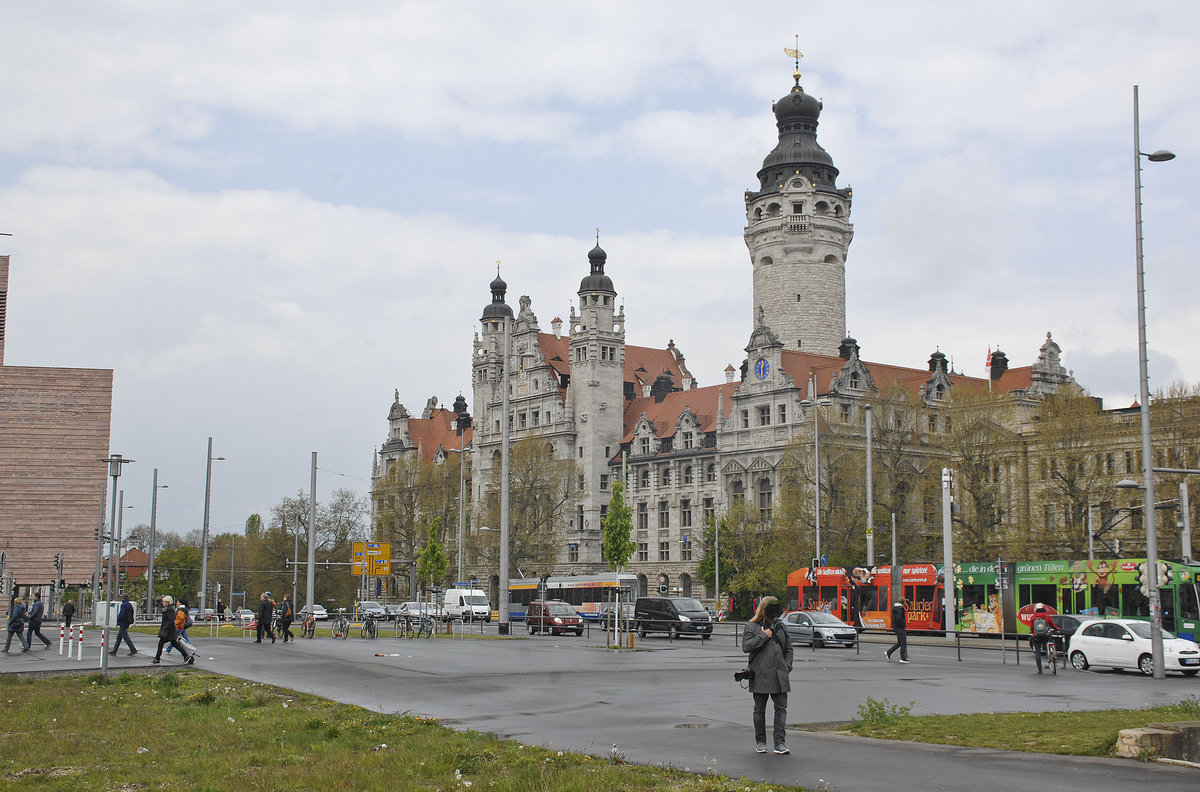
[[150, 595, 195, 665], [884, 600, 910, 663], [255, 592, 276, 644], [110, 593, 137, 656], [26, 592, 52, 648]]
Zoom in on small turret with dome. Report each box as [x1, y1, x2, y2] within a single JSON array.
[[481, 262, 514, 323], [578, 231, 615, 296]]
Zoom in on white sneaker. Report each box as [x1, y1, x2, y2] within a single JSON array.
[[898, 659, 910, 664], [883, 651, 890, 662]]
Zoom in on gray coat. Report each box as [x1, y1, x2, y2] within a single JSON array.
[[742, 619, 793, 694]]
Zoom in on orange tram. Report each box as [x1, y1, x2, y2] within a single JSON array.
[[785, 558, 1200, 641]]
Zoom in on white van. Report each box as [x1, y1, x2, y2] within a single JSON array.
[[443, 589, 491, 622]]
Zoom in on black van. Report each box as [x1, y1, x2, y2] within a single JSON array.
[[634, 596, 712, 639]]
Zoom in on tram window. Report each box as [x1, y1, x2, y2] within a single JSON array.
[[1121, 584, 1149, 617], [819, 586, 839, 610], [1182, 583, 1199, 621], [912, 585, 936, 609], [1067, 588, 1087, 613], [1090, 584, 1117, 616], [960, 585, 986, 611], [1022, 584, 1056, 611], [1160, 588, 1176, 633]]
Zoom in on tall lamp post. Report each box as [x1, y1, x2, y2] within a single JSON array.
[[199, 437, 226, 614], [99, 453, 133, 677], [146, 469, 168, 618], [800, 379, 832, 565], [1131, 84, 1175, 680]]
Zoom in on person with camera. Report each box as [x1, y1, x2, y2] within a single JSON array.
[[741, 595, 794, 755]]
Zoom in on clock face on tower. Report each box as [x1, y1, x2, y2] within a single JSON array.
[[754, 358, 770, 381]]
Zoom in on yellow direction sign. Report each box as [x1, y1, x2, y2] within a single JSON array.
[[351, 542, 391, 576]]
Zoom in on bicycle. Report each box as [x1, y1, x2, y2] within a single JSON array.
[[300, 614, 316, 639], [360, 614, 378, 639], [331, 614, 351, 639], [1047, 630, 1064, 675]]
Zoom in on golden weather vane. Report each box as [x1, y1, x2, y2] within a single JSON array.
[[784, 34, 803, 80]]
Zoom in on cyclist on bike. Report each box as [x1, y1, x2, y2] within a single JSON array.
[[1029, 603, 1057, 674]]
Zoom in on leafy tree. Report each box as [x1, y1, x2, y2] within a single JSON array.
[[602, 480, 634, 571], [245, 513, 264, 537], [417, 517, 449, 591], [478, 435, 574, 577], [696, 500, 778, 618], [153, 546, 202, 604]]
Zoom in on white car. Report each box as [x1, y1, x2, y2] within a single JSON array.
[[1067, 618, 1200, 676], [299, 604, 328, 621]]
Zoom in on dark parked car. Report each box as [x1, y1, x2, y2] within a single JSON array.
[[526, 600, 583, 636], [634, 596, 712, 639], [781, 610, 857, 648]]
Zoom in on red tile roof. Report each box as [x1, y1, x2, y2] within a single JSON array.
[[621, 383, 737, 444], [536, 334, 695, 396], [406, 408, 473, 462]]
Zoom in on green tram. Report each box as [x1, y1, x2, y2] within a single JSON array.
[[955, 558, 1200, 642]]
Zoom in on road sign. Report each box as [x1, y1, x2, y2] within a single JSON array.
[[352, 542, 391, 575]]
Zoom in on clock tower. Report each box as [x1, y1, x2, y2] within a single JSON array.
[[743, 64, 853, 356]]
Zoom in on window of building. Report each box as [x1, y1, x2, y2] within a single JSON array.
[[778, 404, 787, 424], [659, 500, 670, 529], [849, 372, 860, 389], [682, 431, 694, 449], [840, 404, 851, 422], [600, 474, 609, 491], [640, 468, 650, 489], [741, 409, 750, 429], [683, 465, 694, 485], [1125, 450, 1134, 474], [519, 412, 528, 428], [578, 446, 584, 458], [758, 478, 773, 521], [928, 414, 937, 433], [796, 294, 802, 302], [578, 474, 585, 491], [758, 405, 771, 426], [640, 437, 651, 455], [703, 497, 715, 524], [577, 505, 583, 530], [637, 542, 649, 562], [680, 536, 693, 562], [1106, 453, 1115, 474], [732, 480, 745, 504], [600, 504, 608, 521], [681, 499, 692, 527], [706, 464, 717, 483], [567, 543, 578, 563], [605, 446, 611, 458], [661, 466, 671, 486], [637, 502, 648, 530], [531, 410, 539, 427], [659, 541, 671, 562]]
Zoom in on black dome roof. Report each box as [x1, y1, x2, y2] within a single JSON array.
[[578, 243, 614, 294], [755, 73, 839, 191], [481, 271, 513, 320]]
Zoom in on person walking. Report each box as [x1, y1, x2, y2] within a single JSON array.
[[742, 595, 794, 755], [278, 594, 295, 643], [151, 595, 195, 665], [26, 592, 52, 649], [61, 599, 76, 632], [109, 593, 137, 656], [255, 592, 275, 644], [884, 599, 909, 663], [3, 597, 31, 653], [166, 599, 191, 655]]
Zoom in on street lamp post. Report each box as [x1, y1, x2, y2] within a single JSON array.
[[1131, 84, 1175, 680], [199, 437, 226, 614], [800, 380, 832, 565], [498, 314, 513, 635], [865, 403, 874, 566], [99, 453, 133, 677], [146, 469, 167, 618]]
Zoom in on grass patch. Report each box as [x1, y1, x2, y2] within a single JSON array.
[[0, 671, 800, 791], [849, 695, 1200, 756]]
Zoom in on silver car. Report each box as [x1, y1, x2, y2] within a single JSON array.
[[781, 610, 858, 648]]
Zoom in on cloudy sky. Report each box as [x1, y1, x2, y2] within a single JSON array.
[[2, 2, 1196, 542]]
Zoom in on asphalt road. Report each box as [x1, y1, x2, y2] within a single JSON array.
[[5, 624, 1198, 791]]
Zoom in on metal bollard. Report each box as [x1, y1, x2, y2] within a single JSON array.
[[75, 625, 84, 661], [59, 623, 65, 655]]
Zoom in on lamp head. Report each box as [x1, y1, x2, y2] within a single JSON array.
[[1146, 149, 1175, 162]]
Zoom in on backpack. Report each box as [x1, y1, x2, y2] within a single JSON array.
[[1032, 616, 1049, 636]]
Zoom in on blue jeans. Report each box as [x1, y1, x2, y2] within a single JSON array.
[[752, 692, 788, 748]]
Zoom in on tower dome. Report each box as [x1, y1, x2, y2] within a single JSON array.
[[481, 268, 513, 321], [578, 241, 614, 294], [756, 73, 839, 190]]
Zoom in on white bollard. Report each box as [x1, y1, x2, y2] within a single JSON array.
[[58, 623, 65, 655], [99, 628, 107, 663], [76, 625, 84, 662]]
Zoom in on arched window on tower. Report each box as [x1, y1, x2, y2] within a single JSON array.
[[767, 203, 782, 217], [814, 201, 829, 215], [731, 479, 745, 504]]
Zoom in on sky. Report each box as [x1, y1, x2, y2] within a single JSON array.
[[1, 2, 1197, 542]]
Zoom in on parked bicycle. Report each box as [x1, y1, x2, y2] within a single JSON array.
[[360, 613, 378, 639], [300, 614, 316, 639], [331, 614, 351, 639], [396, 613, 433, 639]]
